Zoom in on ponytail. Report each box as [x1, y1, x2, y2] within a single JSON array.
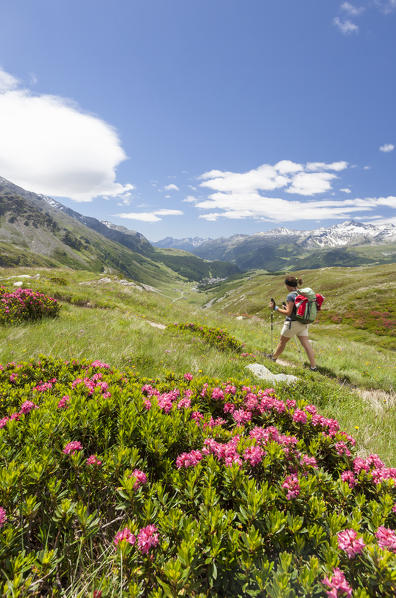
[[284, 275, 303, 288]]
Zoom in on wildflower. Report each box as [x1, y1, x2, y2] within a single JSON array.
[[322, 567, 352, 597], [176, 450, 203, 469], [232, 409, 252, 425], [91, 360, 110, 369], [137, 524, 159, 554], [337, 529, 365, 558], [114, 527, 135, 547], [183, 372, 193, 381], [293, 409, 307, 424], [243, 446, 265, 466], [300, 454, 318, 469], [341, 470, 356, 488], [63, 441, 83, 455], [58, 395, 70, 409], [0, 507, 6, 528], [86, 455, 102, 466], [282, 474, 300, 500], [0, 417, 9, 428], [177, 397, 191, 409], [335, 442, 351, 457], [223, 402, 235, 414], [375, 526, 396, 552], [20, 400, 37, 414], [211, 387, 224, 400], [131, 469, 147, 489], [191, 411, 204, 424]]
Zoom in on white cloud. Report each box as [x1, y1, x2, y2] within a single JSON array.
[[340, 188, 352, 193], [286, 172, 337, 195], [274, 160, 303, 174], [375, 0, 396, 14], [0, 67, 133, 202], [333, 17, 359, 34], [379, 143, 394, 153], [306, 161, 348, 172], [0, 67, 19, 92], [164, 184, 179, 191], [341, 2, 365, 16], [117, 209, 183, 222], [183, 195, 199, 203]]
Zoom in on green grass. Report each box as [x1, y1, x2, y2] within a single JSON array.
[[0, 264, 395, 465]]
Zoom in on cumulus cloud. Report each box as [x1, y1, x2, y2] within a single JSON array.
[[379, 143, 394, 153], [183, 195, 199, 203], [194, 160, 394, 223], [333, 17, 359, 34], [117, 209, 183, 222], [164, 183, 179, 191], [199, 160, 347, 197], [341, 2, 365, 16], [375, 0, 396, 14], [0, 67, 133, 201], [195, 193, 395, 223]]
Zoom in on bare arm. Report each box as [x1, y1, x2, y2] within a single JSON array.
[[269, 299, 294, 316]]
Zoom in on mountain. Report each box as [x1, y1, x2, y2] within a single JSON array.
[[156, 221, 396, 271], [0, 176, 240, 284], [153, 236, 212, 252]]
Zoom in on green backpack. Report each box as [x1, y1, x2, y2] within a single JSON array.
[[294, 288, 324, 324]]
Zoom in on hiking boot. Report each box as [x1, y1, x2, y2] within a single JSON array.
[[310, 366, 317, 371], [264, 353, 277, 362]]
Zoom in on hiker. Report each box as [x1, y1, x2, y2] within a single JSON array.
[[267, 275, 317, 371]]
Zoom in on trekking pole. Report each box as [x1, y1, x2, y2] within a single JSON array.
[[270, 299, 274, 354]]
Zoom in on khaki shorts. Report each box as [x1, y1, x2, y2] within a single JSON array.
[[280, 320, 309, 338]]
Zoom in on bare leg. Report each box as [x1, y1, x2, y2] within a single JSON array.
[[273, 336, 290, 360], [298, 336, 316, 368]]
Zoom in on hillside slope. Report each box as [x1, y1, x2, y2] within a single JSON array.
[[0, 176, 239, 285]]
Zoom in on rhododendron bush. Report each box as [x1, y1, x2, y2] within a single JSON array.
[[172, 322, 245, 353], [0, 357, 395, 596], [0, 286, 60, 324]]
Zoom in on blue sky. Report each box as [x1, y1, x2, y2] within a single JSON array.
[[0, 0, 395, 240]]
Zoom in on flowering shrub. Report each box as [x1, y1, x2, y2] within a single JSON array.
[[0, 286, 60, 324], [172, 321, 245, 352], [0, 356, 395, 596]]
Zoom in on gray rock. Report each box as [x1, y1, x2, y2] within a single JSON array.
[[246, 363, 299, 385]]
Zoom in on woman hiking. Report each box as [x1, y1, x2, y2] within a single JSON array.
[[267, 275, 317, 371]]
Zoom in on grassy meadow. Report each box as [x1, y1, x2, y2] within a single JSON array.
[[0, 264, 395, 465]]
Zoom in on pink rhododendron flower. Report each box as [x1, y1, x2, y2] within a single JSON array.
[[335, 442, 351, 457], [0, 417, 9, 428], [143, 399, 151, 410], [392, 504, 396, 513], [376, 526, 396, 552], [114, 527, 135, 546], [341, 471, 356, 488], [305, 404, 317, 415], [10, 412, 20, 421], [58, 395, 70, 409], [191, 411, 204, 424], [243, 446, 265, 466], [20, 401, 37, 414], [282, 474, 300, 500], [0, 507, 6, 528], [91, 360, 110, 369], [322, 568, 352, 597], [353, 457, 371, 474], [293, 409, 307, 424], [137, 524, 159, 554], [223, 402, 235, 414], [286, 399, 296, 409], [177, 397, 191, 409], [300, 454, 318, 469], [86, 455, 102, 466], [200, 383, 208, 397], [211, 387, 224, 400], [183, 372, 193, 381], [63, 441, 83, 455], [337, 529, 365, 558], [224, 384, 236, 395], [131, 469, 147, 489], [232, 409, 252, 425], [371, 467, 396, 485], [176, 450, 203, 469], [244, 393, 258, 411]]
